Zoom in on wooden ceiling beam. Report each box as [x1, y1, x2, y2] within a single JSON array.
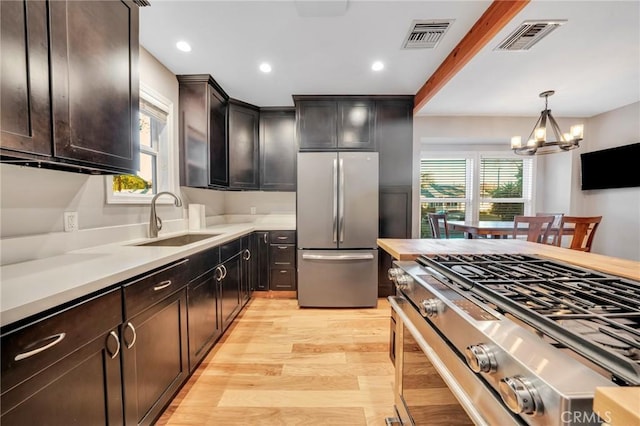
[[413, 0, 530, 115]]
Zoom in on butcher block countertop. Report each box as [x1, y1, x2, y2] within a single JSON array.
[[376, 238, 640, 281], [593, 387, 640, 425]]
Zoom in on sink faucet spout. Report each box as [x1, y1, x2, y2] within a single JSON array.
[[149, 191, 182, 238]]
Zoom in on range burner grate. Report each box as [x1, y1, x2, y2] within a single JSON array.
[[417, 253, 640, 385]]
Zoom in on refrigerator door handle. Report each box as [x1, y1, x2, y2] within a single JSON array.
[[333, 158, 338, 243], [302, 253, 375, 261], [339, 158, 345, 243]]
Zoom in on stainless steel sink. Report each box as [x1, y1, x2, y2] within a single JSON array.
[[134, 233, 221, 247]]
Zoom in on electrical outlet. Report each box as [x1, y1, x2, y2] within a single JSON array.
[[64, 212, 78, 232], [250, 206, 256, 215]]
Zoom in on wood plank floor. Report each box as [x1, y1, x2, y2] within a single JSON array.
[[157, 298, 395, 425]]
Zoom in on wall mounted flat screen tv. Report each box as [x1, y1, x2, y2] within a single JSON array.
[[580, 143, 640, 190]]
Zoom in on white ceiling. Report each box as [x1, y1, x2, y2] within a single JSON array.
[[139, 0, 640, 118]]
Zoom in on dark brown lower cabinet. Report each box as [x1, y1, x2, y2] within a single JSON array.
[[121, 289, 189, 426], [219, 253, 242, 332], [255, 231, 270, 291], [0, 288, 123, 425], [187, 269, 221, 372], [240, 235, 253, 305]]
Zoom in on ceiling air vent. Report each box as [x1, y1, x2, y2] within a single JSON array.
[[496, 20, 567, 51], [402, 20, 454, 49]]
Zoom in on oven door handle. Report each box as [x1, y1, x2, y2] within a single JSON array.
[[302, 254, 374, 261], [389, 296, 489, 426]]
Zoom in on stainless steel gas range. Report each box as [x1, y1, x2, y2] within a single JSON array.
[[387, 253, 640, 426]]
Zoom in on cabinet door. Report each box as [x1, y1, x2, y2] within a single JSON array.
[[255, 232, 270, 291], [1, 288, 123, 425], [297, 101, 337, 150], [122, 289, 188, 426], [219, 254, 241, 331], [209, 86, 228, 187], [338, 100, 374, 150], [260, 109, 296, 191], [49, 0, 139, 173], [1, 329, 123, 426], [0, 0, 51, 158], [228, 102, 259, 189], [240, 236, 252, 305], [187, 271, 220, 371], [375, 99, 413, 186]]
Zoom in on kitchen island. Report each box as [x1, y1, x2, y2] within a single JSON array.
[[378, 238, 640, 426]]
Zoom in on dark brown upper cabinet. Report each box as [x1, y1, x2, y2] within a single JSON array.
[[294, 96, 375, 151], [259, 108, 296, 191], [178, 74, 229, 188], [0, 0, 140, 175], [228, 99, 260, 190]]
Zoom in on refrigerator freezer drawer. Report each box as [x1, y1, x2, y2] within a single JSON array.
[[297, 249, 378, 308]]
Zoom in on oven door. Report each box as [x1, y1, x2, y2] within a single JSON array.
[[389, 296, 516, 426]]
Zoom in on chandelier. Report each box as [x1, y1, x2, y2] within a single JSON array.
[[511, 90, 583, 155]]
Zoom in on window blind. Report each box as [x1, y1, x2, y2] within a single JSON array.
[[420, 159, 467, 199]]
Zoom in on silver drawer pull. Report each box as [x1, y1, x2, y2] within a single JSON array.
[[125, 322, 137, 349], [278, 246, 288, 250], [280, 270, 288, 274], [108, 331, 121, 359], [153, 280, 172, 291], [14, 332, 66, 361], [276, 236, 288, 240], [274, 262, 290, 265]]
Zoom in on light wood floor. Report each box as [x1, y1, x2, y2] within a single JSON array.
[[157, 298, 395, 425]]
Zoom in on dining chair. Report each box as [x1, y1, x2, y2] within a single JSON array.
[[428, 213, 450, 239], [558, 216, 602, 252], [512, 215, 555, 243], [536, 212, 564, 246]]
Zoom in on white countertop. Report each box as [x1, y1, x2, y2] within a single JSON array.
[[0, 221, 295, 328]]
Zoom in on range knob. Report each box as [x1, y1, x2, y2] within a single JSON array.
[[387, 268, 404, 282], [464, 344, 497, 373], [498, 376, 543, 416], [395, 274, 413, 290], [420, 298, 442, 317]]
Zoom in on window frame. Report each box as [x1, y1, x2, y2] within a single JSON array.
[[419, 150, 536, 228], [105, 83, 177, 205]]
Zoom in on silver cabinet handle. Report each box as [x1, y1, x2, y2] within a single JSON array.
[[333, 158, 338, 243], [14, 332, 66, 361], [277, 246, 288, 250], [280, 270, 288, 274], [243, 249, 251, 260], [125, 322, 137, 349], [263, 233, 268, 244], [339, 157, 345, 243], [302, 253, 374, 261], [108, 331, 121, 359], [276, 236, 288, 240], [215, 266, 223, 281], [221, 264, 227, 279], [153, 280, 172, 291]]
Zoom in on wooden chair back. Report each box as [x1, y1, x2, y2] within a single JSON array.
[[558, 216, 602, 252], [428, 213, 450, 239], [512, 215, 554, 243], [536, 212, 564, 246]]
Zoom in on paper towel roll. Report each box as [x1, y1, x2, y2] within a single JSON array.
[[188, 204, 206, 230]]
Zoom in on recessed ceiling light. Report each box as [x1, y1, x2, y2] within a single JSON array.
[[176, 41, 191, 52], [259, 62, 272, 73], [371, 61, 384, 71]]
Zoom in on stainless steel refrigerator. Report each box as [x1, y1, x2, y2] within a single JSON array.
[[297, 152, 379, 307]]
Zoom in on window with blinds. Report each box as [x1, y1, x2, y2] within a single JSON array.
[[420, 159, 470, 238], [419, 154, 534, 237]]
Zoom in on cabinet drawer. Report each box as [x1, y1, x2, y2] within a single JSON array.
[[270, 244, 295, 266], [220, 239, 241, 262], [1, 288, 122, 393], [123, 259, 189, 319], [188, 246, 220, 281], [270, 230, 296, 244], [270, 268, 296, 291]]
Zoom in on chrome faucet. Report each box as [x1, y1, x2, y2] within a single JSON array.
[[149, 191, 183, 238]]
